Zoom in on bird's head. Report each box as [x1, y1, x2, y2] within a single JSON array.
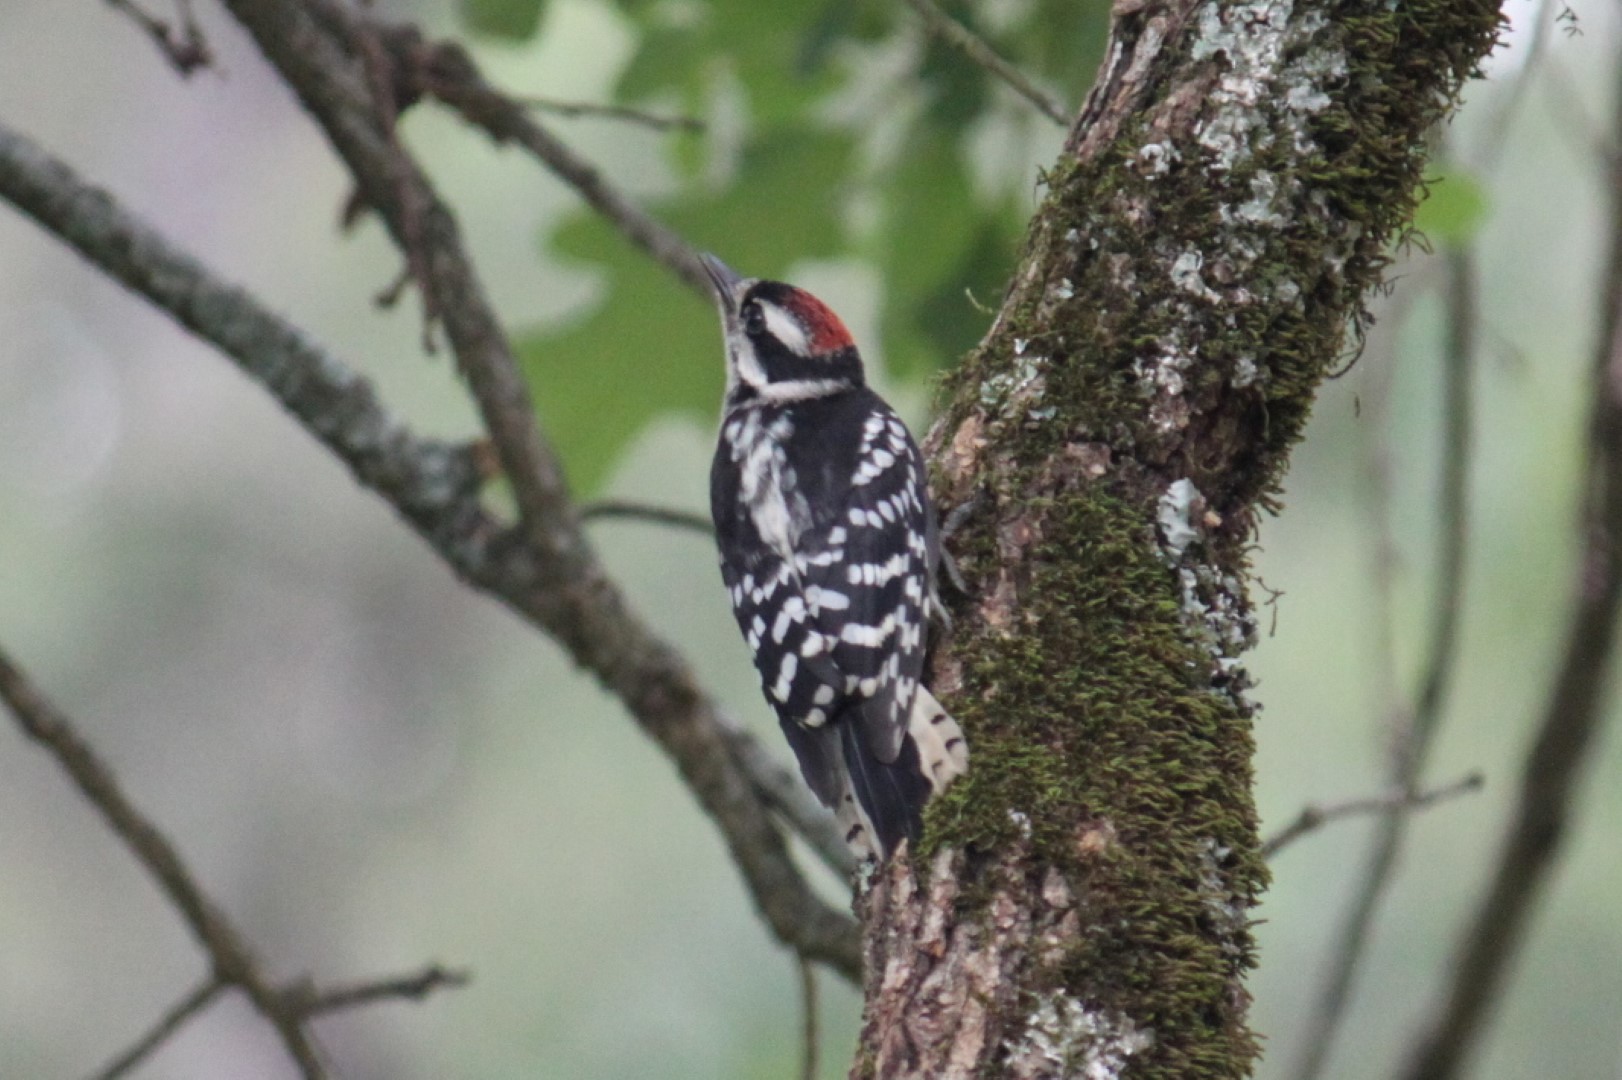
[[701, 254, 864, 406]]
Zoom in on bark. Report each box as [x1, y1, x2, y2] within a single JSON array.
[[857, 3, 1502, 1078]]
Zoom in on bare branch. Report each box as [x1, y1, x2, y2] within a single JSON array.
[[292, 964, 470, 1018], [1262, 772, 1484, 860], [901, 0, 1069, 126], [580, 499, 714, 536], [515, 95, 705, 134], [1293, 243, 1479, 1080], [105, 0, 213, 76], [796, 957, 819, 1080], [0, 646, 325, 1079], [221, 0, 858, 979], [371, 21, 711, 295], [243, 0, 567, 554], [0, 117, 859, 980], [90, 977, 226, 1080], [1399, 66, 1622, 1080], [715, 709, 860, 880]]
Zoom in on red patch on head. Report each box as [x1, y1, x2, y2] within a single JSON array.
[[782, 289, 855, 354]]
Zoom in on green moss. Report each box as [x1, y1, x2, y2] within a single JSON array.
[[916, 1, 1501, 1076], [926, 488, 1266, 1072]]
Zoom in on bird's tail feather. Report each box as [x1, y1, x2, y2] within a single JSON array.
[[838, 687, 968, 858]]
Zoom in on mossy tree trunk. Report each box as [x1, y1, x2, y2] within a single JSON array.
[[854, 3, 1502, 1077]]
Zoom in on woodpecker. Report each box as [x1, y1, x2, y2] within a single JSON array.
[[701, 254, 968, 861]]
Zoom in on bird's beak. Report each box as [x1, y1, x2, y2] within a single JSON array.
[[700, 253, 745, 313]]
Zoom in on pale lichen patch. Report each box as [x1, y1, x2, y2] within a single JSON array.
[[1198, 838, 1250, 960], [1157, 478, 1203, 561], [1169, 250, 1222, 302], [1190, 2, 1345, 174], [1008, 996, 1154, 1080]]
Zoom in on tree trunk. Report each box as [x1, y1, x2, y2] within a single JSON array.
[[855, 3, 1502, 1077]]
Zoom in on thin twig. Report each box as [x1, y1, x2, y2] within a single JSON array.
[[515, 95, 704, 134], [0, 116, 859, 980], [293, 964, 470, 1017], [715, 709, 859, 880], [0, 646, 326, 1079], [220, 0, 858, 979], [901, 0, 1069, 126], [90, 977, 226, 1080], [373, 22, 712, 295], [797, 956, 820, 1080], [580, 499, 714, 536], [105, 0, 213, 76], [1262, 772, 1484, 860], [1293, 243, 1477, 1080], [1398, 66, 1622, 1080]]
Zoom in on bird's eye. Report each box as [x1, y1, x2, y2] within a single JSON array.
[[742, 302, 766, 337]]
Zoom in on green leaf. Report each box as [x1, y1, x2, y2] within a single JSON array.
[[1413, 171, 1489, 247], [457, 0, 548, 41], [519, 128, 856, 493], [612, 1, 847, 125]]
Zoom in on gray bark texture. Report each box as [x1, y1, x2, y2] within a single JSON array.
[[857, 3, 1503, 1077]]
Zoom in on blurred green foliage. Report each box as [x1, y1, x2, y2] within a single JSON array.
[[1413, 169, 1490, 247], [459, 0, 549, 40], [490, 0, 1111, 490]]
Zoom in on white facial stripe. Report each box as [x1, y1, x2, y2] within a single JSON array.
[[725, 325, 768, 390], [756, 378, 848, 404], [758, 300, 811, 356]]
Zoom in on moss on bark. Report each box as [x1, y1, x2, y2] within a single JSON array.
[[871, 2, 1506, 1077]]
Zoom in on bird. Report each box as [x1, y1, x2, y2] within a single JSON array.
[[700, 253, 968, 860]]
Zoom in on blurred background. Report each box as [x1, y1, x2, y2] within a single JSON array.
[[0, 1, 1617, 1078]]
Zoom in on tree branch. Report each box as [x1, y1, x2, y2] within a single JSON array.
[[368, 17, 712, 296], [1261, 772, 1484, 860], [514, 95, 704, 134], [90, 977, 226, 1080], [226, 0, 570, 562], [857, 1, 1502, 1073], [290, 964, 471, 1017], [1398, 63, 1622, 1080], [0, 645, 326, 1078], [106, 0, 212, 76], [0, 117, 858, 979], [579, 499, 715, 536], [901, 0, 1070, 126], [1293, 241, 1479, 1080]]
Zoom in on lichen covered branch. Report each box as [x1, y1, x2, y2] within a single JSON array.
[[856, 0, 1502, 1075], [0, 116, 858, 978]]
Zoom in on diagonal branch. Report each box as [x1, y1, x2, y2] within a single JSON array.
[[107, 0, 213, 76], [369, 18, 711, 295], [514, 95, 705, 134], [1398, 65, 1622, 1080], [0, 646, 326, 1078], [1261, 772, 1484, 860], [217, 0, 860, 977], [0, 118, 858, 978], [91, 977, 226, 1080], [223, 0, 570, 563], [290, 964, 471, 1017], [901, 0, 1069, 125], [1292, 242, 1478, 1080]]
